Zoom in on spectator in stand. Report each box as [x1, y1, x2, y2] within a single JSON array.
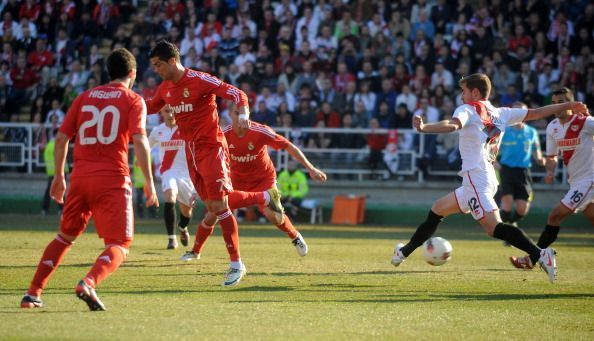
[[367, 118, 388, 180], [316, 77, 341, 112], [9, 55, 39, 110], [393, 103, 412, 129], [354, 81, 376, 114], [252, 100, 277, 127], [375, 78, 398, 115], [274, 82, 296, 113], [293, 99, 317, 127], [375, 100, 395, 129], [44, 99, 64, 125], [430, 62, 454, 92], [537, 63, 560, 98], [60, 59, 90, 94], [315, 101, 341, 128]]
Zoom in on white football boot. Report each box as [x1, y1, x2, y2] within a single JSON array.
[[223, 266, 247, 286], [538, 247, 557, 283], [391, 243, 406, 267], [291, 233, 308, 257], [180, 251, 200, 261]]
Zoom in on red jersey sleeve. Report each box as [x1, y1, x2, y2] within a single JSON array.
[[145, 84, 165, 114], [260, 125, 290, 150], [59, 94, 83, 138], [197, 71, 249, 107], [128, 96, 147, 138]]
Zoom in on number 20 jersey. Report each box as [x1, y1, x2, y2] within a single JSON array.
[[60, 82, 147, 178]]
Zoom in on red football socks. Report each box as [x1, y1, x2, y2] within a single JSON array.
[[192, 220, 215, 254], [227, 191, 265, 209], [217, 209, 241, 261], [27, 235, 73, 297]]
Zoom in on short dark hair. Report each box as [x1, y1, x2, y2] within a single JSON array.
[[458, 73, 491, 99], [106, 48, 136, 80], [149, 40, 180, 62], [551, 86, 574, 101]]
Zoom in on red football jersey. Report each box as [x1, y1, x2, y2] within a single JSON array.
[[223, 122, 290, 189], [145, 68, 248, 146], [59, 82, 147, 177]]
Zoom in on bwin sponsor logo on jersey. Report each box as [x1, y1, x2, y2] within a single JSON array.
[[231, 154, 257, 162], [171, 102, 193, 114]]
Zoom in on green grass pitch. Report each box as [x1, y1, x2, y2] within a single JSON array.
[[0, 215, 593, 340]]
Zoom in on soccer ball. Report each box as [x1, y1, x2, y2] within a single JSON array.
[[422, 237, 453, 266]]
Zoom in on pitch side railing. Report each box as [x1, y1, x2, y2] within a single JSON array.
[[0, 122, 567, 183]]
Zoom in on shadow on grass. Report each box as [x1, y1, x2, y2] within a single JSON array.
[[3, 216, 593, 244], [228, 292, 594, 304]]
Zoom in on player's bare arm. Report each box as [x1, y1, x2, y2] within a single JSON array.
[[525, 101, 589, 122], [49, 132, 70, 204], [285, 142, 327, 182], [413, 114, 462, 133], [133, 134, 159, 207], [544, 155, 558, 184]]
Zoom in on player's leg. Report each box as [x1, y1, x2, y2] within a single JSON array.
[[228, 188, 284, 222], [162, 172, 179, 249], [500, 195, 514, 222], [537, 182, 593, 249], [177, 202, 192, 247], [76, 176, 135, 310], [392, 191, 461, 266], [207, 197, 247, 286], [21, 181, 91, 308], [262, 206, 307, 256], [181, 211, 216, 261], [77, 238, 132, 311], [582, 203, 594, 226], [175, 176, 197, 247], [511, 199, 530, 223], [509, 168, 533, 224], [499, 166, 514, 223]]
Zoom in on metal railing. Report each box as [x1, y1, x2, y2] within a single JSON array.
[[0, 122, 567, 183]]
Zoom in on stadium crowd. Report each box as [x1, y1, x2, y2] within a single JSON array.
[[0, 0, 593, 173]]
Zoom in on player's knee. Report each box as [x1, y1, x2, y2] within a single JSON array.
[[207, 200, 227, 213], [58, 232, 77, 242], [104, 239, 131, 258]]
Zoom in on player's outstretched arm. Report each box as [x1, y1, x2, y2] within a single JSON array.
[[413, 114, 462, 133], [525, 101, 589, 122], [49, 132, 70, 204], [133, 134, 159, 207], [285, 142, 327, 182]]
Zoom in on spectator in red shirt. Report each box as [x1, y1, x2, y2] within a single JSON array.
[[27, 37, 55, 86], [315, 101, 341, 128], [508, 24, 532, 54], [18, 0, 40, 21], [367, 118, 388, 179], [9, 55, 39, 109]]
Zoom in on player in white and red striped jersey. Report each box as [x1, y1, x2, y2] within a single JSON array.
[[511, 87, 594, 269], [393, 74, 588, 283], [184, 109, 327, 259], [148, 109, 197, 250]]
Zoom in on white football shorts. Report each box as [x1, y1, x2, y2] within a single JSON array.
[[560, 179, 594, 213], [161, 170, 197, 207], [455, 167, 499, 221]]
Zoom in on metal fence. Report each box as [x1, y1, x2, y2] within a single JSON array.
[[0, 122, 567, 183]]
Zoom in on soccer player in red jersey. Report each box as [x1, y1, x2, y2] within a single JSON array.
[[180, 109, 327, 260], [21, 48, 158, 311], [146, 40, 252, 286]]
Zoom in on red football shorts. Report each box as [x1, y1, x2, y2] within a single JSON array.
[[60, 176, 134, 240], [185, 141, 233, 201]]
